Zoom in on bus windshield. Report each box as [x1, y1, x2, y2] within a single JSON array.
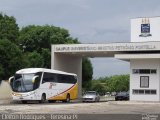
[[12, 73, 41, 92]]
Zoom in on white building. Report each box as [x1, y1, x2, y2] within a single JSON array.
[[52, 17, 160, 101]]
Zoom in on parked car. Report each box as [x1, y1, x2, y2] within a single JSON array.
[[111, 92, 116, 96], [104, 92, 111, 97], [115, 92, 129, 101], [82, 91, 100, 102]]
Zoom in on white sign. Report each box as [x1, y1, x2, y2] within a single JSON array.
[[131, 17, 160, 42], [54, 42, 159, 52]]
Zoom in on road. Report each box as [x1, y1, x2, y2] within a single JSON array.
[[1, 101, 160, 120], [0, 101, 160, 114]]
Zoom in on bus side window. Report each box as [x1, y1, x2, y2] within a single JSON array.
[[68, 75, 77, 84], [71, 76, 77, 84], [42, 72, 56, 83], [57, 74, 65, 83], [57, 74, 77, 84], [57, 74, 62, 83], [65, 75, 77, 84]]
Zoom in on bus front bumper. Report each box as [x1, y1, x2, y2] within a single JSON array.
[[12, 92, 38, 101]]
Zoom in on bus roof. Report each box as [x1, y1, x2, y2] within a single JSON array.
[[16, 68, 77, 76]]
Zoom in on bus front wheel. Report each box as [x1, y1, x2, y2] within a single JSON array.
[[39, 93, 46, 103]]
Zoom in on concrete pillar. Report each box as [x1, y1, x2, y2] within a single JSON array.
[[51, 52, 82, 98]]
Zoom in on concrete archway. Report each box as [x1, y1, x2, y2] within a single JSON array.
[[51, 42, 160, 101]]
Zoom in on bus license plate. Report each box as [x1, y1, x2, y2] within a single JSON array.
[[20, 96, 23, 99]]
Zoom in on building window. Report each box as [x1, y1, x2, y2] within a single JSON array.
[[139, 90, 144, 94], [145, 90, 150, 94], [151, 90, 156, 94], [132, 89, 156, 95], [151, 69, 157, 74], [132, 69, 157, 74], [133, 90, 139, 94], [133, 69, 139, 74], [140, 76, 149, 88], [139, 69, 150, 74]]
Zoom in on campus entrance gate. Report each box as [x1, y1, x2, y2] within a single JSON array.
[[51, 42, 160, 101]]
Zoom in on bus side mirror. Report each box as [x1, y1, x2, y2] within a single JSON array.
[[32, 76, 39, 83], [9, 76, 14, 84]]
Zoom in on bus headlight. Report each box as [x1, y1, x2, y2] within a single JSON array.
[[12, 93, 16, 96]]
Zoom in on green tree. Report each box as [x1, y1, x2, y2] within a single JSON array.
[[0, 39, 24, 80], [91, 82, 107, 95], [24, 51, 44, 68], [82, 58, 93, 89], [106, 75, 129, 92], [18, 25, 79, 69], [91, 75, 129, 93], [0, 64, 4, 80], [0, 13, 93, 87], [18, 25, 78, 52], [0, 13, 19, 43], [41, 48, 51, 68]]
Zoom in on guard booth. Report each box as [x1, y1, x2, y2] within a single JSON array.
[[51, 17, 160, 101]]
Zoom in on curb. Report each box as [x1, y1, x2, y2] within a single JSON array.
[[108, 101, 160, 105]]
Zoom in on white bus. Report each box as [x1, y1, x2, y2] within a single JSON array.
[[9, 68, 78, 103]]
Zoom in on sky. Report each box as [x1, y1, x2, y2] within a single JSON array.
[[0, 0, 160, 78]]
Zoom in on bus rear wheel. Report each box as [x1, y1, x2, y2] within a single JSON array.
[[48, 100, 56, 103], [63, 94, 70, 103]]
